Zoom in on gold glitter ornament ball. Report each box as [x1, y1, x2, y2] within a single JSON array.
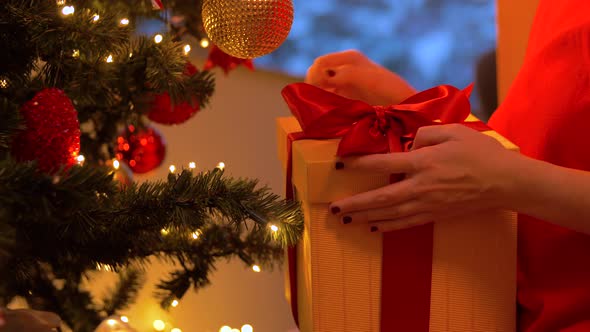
[[202, 0, 294, 59]]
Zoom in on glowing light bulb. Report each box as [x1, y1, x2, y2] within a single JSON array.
[[219, 327, 232, 332], [113, 159, 120, 170], [120, 18, 130, 26], [183, 44, 191, 55], [0, 79, 8, 89], [241, 324, 253, 332], [76, 154, 85, 164], [270, 224, 279, 232], [191, 231, 200, 240], [169, 165, 176, 173], [171, 329, 182, 332], [171, 299, 179, 307], [56, 0, 66, 5], [153, 320, 166, 331], [200, 38, 210, 48], [106, 54, 113, 63], [252, 265, 261, 273], [72, 49, 80, 57], [92, 14, 99, 22], [216, 162, 225, 171], [161, 228, 169, 236], [62, 6, 75, 15], [189, 162, 196, 169], [120, 316, 129, 323], [154, 34, 163, 44], [106, 319, 117, 327]]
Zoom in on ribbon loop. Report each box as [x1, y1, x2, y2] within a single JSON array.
[[281, 83, 482, 157]]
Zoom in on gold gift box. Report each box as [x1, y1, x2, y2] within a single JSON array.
[[277, 115, 518, 332]]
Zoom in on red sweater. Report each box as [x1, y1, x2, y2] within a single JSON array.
[[488, 1, 590, 331]]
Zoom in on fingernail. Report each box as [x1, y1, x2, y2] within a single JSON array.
[[327, 69, 336, 77], [342, 216, 352, 224], [330, 206, 340, 214], [335, 161, 344, 170], [370, 226, 378, 232]]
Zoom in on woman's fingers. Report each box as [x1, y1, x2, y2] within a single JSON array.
[[338, 199, 425, 225], [338, 152, 417, 174], [330, 178, 418, 215], [368, 213, 434, 233]]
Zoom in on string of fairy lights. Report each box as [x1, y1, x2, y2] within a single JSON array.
[[87, 156, 277, 331]]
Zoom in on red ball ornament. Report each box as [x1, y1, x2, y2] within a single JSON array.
[[148, 62, 201, 125], [115, 125, 166, 174], [12, 88, 81, 173], [203, 45, 255, 75]]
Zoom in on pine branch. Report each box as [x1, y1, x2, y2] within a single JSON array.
[[102, 268, 145, 316], [0, 161, 303, 324]]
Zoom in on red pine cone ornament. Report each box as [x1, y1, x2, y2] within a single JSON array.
[[203, 45, 255, 75], [115, 125, 166, 174], [148, 62, 201, 125], [12, 88, 81, 173]]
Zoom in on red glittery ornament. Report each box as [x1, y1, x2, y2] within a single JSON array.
[[203, 45, 255, 75], [12, 88, 81, 173], [115, 125, 166, 174], [147, 62, 201, 125]]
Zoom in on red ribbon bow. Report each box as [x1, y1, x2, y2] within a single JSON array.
[[282, 82, 487, 156], [281, 82, 489, 331]]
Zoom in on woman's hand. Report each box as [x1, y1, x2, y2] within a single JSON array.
[[0, 308, 61, 332], [330, 124, 523, 232], [305, 50, 416, 106]]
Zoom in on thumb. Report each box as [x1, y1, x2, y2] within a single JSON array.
[[412, 124, 462, 150]]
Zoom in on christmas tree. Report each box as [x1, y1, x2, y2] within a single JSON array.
[[0, 1, 302, 331]]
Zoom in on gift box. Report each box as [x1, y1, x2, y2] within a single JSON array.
[[277, 83, 518, 332]]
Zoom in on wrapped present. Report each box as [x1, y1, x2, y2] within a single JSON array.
[[277, 83, 518, 332]]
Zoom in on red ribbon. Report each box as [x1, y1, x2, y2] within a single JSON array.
[[281, 83, 488, 331]]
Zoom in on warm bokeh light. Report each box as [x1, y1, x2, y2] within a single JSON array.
[[216, 162, 225, 170], [153, 319, 166, 331], [113, 159, 120, 170], [106, 319, 117, 327], [200, 38, 210, 48], [120, 18, 130, 26], [270, 224, 279, 232], [252, 265, 261, 273], [219, 327, 232, 332], [184, 44, 191, 55], [92, 14, 99, 22], [106, 54, 113, 63], [189, 162, 196, 169], [171, 329, 182, 332], [61, 6, 75, 15], [241, 324, 253, 332], [169, 165, 176, 173], [171, 299, 179, 307], [72, 49, 80, 57], [160, 228, 169, 236], [120, 316, 129, 323], [154, 34, 163, 44], [191, 231, 200, 240]]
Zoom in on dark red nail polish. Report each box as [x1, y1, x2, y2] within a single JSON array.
[[335, 161, 344, 170], [327, 69, 336, 77], [370, 226, 378, 232], [330, 206, 340, 214], [342, 216, 352, 224]]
